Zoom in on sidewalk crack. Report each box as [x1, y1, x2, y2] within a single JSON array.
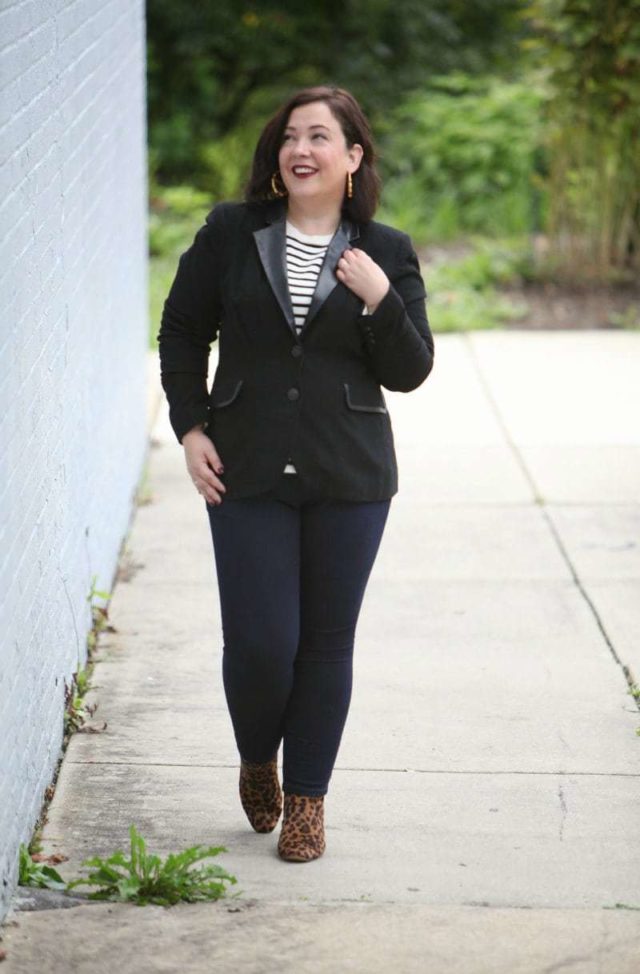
[[464, 332, 640, 715], [557, 779, 567, 841]]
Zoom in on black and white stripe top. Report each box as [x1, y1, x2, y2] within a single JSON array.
[[285, 221, 334, 332], [283, 222, 333, 472], [282, 221, 371, 474]]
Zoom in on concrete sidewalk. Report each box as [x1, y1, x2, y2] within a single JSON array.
[[3, 329, 640, 972]]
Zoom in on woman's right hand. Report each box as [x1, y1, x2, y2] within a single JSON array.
[[182, 426, 226, 505]]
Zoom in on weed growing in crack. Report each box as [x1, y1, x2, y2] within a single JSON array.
[[66, 824, 240, 906], [18, 845, 67, 891], [62, 576, 113, 737]]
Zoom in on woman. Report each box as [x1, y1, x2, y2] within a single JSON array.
[[158, 85, 434, 863]]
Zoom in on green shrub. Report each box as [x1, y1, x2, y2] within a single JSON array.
[[378, 72, 544, 243], [147, 183, 214, 345], [149, 183, 214, 258], [197, 118, 264, 201], [424, 236, 531, 332]]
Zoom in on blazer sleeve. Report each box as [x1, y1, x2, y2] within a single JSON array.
[[358, 231, 434, 391], [157, 203, 227, 444]]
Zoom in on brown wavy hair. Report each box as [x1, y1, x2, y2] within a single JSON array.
[[245, 86, 381, 224]]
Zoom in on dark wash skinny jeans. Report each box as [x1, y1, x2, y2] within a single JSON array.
[[205, 471, 390, 797]]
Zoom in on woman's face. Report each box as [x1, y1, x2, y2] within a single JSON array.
[[278, 100, 363, 208]]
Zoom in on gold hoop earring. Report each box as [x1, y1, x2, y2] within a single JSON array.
[[271, 171, 287, 198], [346, 172, 353, 199]]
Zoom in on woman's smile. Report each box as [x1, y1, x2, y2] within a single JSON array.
[[291, 165, 319, 179]]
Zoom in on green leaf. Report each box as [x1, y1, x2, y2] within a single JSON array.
[[40, 865, 67, 886]]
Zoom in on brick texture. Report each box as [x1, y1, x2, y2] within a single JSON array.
[[0, 0, 148, 919]]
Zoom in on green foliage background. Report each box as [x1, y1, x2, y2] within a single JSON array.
[[147, 0, 640, 337], [377, 73, 544, 243], [147, 0, 527, 186]]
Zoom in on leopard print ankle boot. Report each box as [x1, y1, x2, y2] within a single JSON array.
[[239, 754, 282, 833], [277, 793, 326, 862]]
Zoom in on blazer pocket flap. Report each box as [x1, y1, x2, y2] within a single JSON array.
[[344, 382, 388, 414], [209, 379, 244, 408]]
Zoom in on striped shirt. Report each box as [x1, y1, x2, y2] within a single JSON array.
[[285, 221, 334, 333], [283, 222, 333, 472]]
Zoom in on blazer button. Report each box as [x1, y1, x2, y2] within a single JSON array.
[[287, 387, 300, 401], [291, 345, 302, 358]]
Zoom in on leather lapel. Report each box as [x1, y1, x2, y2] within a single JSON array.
[[253, 215, 296, 335], [301, 217, 361, 336], [252, 202, 361, 339]]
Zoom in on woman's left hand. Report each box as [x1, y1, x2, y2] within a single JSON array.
[[336, 248, 390, 313]]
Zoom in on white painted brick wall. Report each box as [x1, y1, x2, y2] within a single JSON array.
[[0, 0, 148, 918]]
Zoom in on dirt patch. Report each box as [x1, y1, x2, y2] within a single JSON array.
[[417, 240, 640, 331], [497, 281, 640, 331]]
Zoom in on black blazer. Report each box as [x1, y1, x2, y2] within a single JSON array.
[[158, 197, 435, 501]]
